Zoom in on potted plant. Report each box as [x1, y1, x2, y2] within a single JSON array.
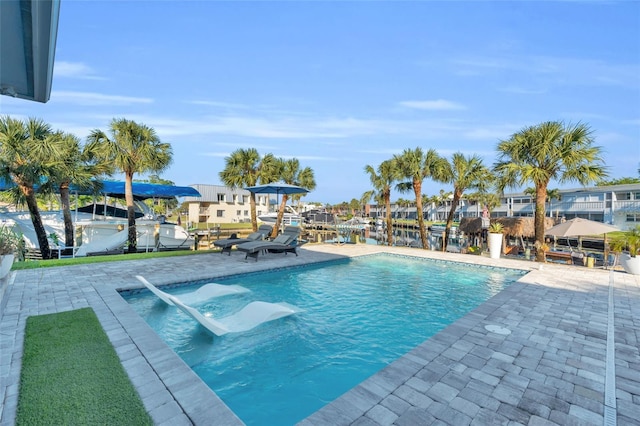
[[467, 245, 482, 255], [0, 225, 22, 279], [488, 222, 504, 259], [609, 225, 640, 275]]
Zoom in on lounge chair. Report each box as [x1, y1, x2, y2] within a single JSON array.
[[171, 297, 303, 336], [236, 226, 302, 261], [212, 224, 273, 255], [136, 275, 250, 305]]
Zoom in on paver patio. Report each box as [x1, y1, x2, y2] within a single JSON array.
[[1, 244, 638, 425]]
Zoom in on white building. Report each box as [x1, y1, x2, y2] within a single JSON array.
[[182, 184, 271, 225]]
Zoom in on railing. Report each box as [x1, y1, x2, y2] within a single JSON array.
[[613, 200, 640, 212]]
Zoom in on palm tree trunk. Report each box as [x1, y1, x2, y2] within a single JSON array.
[[534, 184, 548, 262], [414, 181, 428, 249], [273, 194, 289, 238], [20, 185, 52, 259], [125, 173, 137, 253], [385, 191, 393, 246], [60, 182, 74, 247], [250, 194, 258, 232], [443, 190, 461, 252]]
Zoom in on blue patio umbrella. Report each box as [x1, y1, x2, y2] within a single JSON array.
[[245, 183, 309, 232], [244, 182, 309, 197]]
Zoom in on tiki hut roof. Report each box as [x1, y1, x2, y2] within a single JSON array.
[[459, 217, 556, 238]]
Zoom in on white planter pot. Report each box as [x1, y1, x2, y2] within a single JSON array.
[[488, 233, 503, 259], [0, 254, 15, 279], [620, 254, 640, 275]]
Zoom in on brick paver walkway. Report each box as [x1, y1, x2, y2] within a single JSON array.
[[1, 244, 638, 425]]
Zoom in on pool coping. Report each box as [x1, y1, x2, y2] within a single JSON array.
[[1, 244, 638, 425]]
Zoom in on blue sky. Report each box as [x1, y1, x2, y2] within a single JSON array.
[[2, 1, 639, 204]]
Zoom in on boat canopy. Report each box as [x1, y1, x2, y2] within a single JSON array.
[[0, 179, 201, 200], [72, 181, 201, 200]]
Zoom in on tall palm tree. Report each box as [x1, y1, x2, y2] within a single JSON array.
[[87, 118, 172, 253], [219, 148, 277, 231], [441, 153, 493, 251], [270, 158, 316, 238], [46, 132, 113, 248], [364, 159, 398, 246], [394, 148, 447, 249], [0, 116, 59, 259], [494, 121, 607, 261]]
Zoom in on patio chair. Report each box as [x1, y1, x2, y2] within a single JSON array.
[[213, 224, 273, 255], [236, 226, 302, 261]]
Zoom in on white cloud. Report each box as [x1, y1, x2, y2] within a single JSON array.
[[455, 54, 640, 88], [399, 100, 466, 111], [50, 91, 154, 106], [498, 86, 547, 95], [54, 61, 104, 80]]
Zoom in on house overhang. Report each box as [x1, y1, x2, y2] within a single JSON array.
[[0, 0, 61, 103]]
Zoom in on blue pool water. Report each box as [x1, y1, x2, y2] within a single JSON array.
[[124, 254, 525, 425]]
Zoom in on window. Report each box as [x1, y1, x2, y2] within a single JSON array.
[[217, 193, 226, 202], [616, 192, 631, 200], [244, 210, 249, 217], [236, 210, 241, 216], [233, 194, 238, 203], [627, 214, 640, 222], [216, 210, 224, 218]]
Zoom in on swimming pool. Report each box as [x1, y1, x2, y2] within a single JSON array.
[[124, 254, 525, 425]]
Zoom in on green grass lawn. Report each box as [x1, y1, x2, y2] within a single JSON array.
[[12, 248, 214, 270], [16, 308, 153, 425]]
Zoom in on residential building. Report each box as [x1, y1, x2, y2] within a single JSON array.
[[368, 184, 640, 231], [182, 184, 271, 225]]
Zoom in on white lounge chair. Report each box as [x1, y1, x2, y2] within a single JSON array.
[[171, 297, 302, 336], [136, 275, 249, 305]]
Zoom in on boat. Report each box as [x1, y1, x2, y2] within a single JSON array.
[[1, 205, 194, 257], [0, 180, 200, 257], [258, 205, 302, 225]]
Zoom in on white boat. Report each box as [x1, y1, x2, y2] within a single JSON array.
[[258, 205, 302, 225], [1, 209, 193, 257]]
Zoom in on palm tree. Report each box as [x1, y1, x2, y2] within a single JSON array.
[[441, 153, 493, 251], [270, 158, 316, 238], [0, 116, 59, 259], [364, 159, 398, 246], [359, 193, 370, 218], [219, 148, 277, 231], [46, 131, 113, 248], [524, 187, 561, 218], [394, 148, 447, 249], [467, 191, 500, 218], [437, 189, 453, 221], [87, 118, 172, 253], [494, 121, 607, 261]]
